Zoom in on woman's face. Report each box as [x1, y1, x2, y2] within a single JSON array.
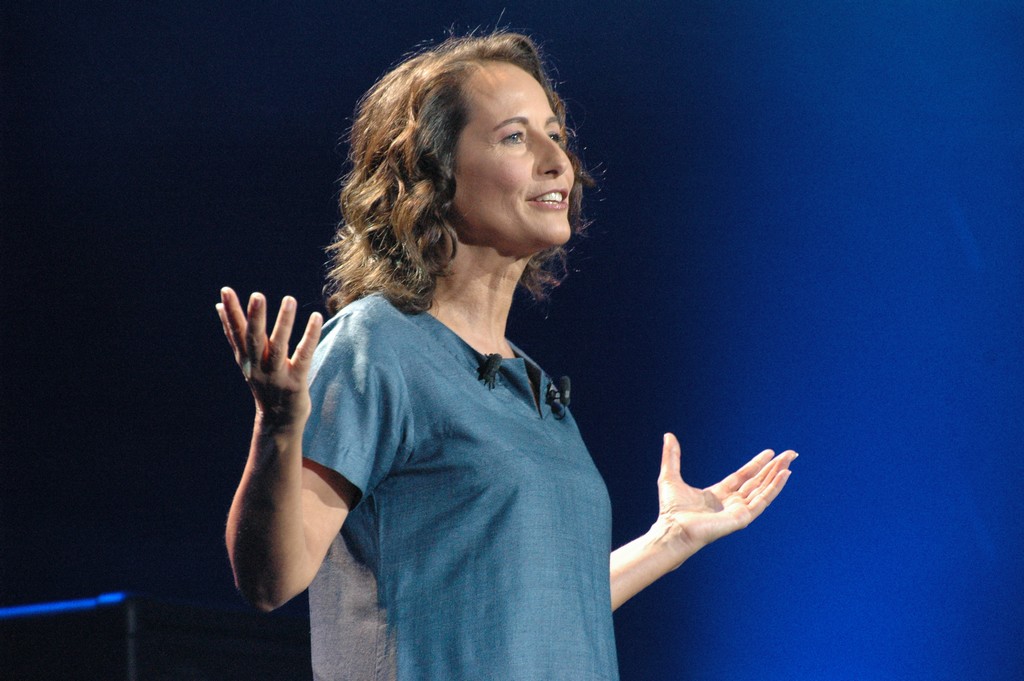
[[451, 62, 574, 259]]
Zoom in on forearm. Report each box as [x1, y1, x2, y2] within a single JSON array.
[[226, 414, 316, 611], [609, 517, 699, 611]]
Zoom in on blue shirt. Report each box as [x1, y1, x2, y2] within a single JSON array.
[[303, 295, 618, 680]]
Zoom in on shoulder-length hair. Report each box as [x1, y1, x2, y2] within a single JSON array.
[[324, 32, 591, 315]]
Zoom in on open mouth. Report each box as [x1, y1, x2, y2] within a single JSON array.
[[531, 191, 567, 204]]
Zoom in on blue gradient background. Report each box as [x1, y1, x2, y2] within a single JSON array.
[[3, 2, 1022, 679]]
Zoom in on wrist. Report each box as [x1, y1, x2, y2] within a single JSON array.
[[254, 408, 306, 437], [647, 514, 700, 571]]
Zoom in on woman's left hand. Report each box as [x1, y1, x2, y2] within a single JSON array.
[[656, 433, 796, 562], [609, 433, 797, 609]]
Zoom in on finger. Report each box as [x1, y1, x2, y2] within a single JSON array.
[[736, 450, 796, 499], [658, 433, 682, 483], [292, 311, 324, 370], [215, 303, 239, 355], [265, 296, 297, 371], [245, 292, 267, 376], [736, 451, 799, 508], [714, 449, 775, 493], [219, 287, 249, 357], [744, 468, 792, 518]]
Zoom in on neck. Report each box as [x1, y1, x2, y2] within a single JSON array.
[[429, 249, 527, 358]]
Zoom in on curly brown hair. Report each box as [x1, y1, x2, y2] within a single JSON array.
[[324, 32, 591, 315]]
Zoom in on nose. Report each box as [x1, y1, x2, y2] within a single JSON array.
[[537, 135, 570, 178]]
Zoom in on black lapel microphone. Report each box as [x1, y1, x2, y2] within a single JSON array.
[[478, 353, 503, 389], [545, 376, 571, 420]]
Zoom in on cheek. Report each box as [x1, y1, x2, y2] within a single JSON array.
[[487, 163, 528, 204], [456, 162, 523, 211], [453, 176, 484, 220]]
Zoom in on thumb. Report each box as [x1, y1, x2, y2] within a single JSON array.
[[659, 433, 682, 483]]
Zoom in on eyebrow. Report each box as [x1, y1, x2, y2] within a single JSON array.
[[492, 115, 561, 131]]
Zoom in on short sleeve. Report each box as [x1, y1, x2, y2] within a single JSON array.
[[302, 307, 411, 502]]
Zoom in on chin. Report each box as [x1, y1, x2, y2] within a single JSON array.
[[552, 226, 573, 247], [540, 220, 573, 247]]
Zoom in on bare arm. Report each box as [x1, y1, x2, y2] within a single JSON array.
[[218, 287, 358, 611], [610, 433, 796, 611]]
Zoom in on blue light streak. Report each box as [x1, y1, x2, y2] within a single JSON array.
[[0, 592, 129, 620]]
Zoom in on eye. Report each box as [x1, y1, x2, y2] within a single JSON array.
[[502, 132, 525, 144], [549, 131, 567, 146]]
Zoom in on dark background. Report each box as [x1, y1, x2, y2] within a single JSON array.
[[3, 2, 1022, 679]]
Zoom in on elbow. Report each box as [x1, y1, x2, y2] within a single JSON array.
[[231, 560, 301, 612], [235, 577, 292, 613], [226, 531, 316, 612], [249, 596, 284, 614], [228, 548, 297, 612]]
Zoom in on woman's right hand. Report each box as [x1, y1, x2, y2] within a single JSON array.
[[216, 287, 323, 430]]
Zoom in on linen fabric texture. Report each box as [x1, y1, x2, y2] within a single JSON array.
[[303, 295, 619, 680]]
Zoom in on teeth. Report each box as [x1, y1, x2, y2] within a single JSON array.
[[535, 192, 564, 202]]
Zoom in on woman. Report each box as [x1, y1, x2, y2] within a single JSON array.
[[216, 32, 795, 680]]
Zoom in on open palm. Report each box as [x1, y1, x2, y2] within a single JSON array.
[[216, 287, 323, 427], [657, 433, 796, 555]]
